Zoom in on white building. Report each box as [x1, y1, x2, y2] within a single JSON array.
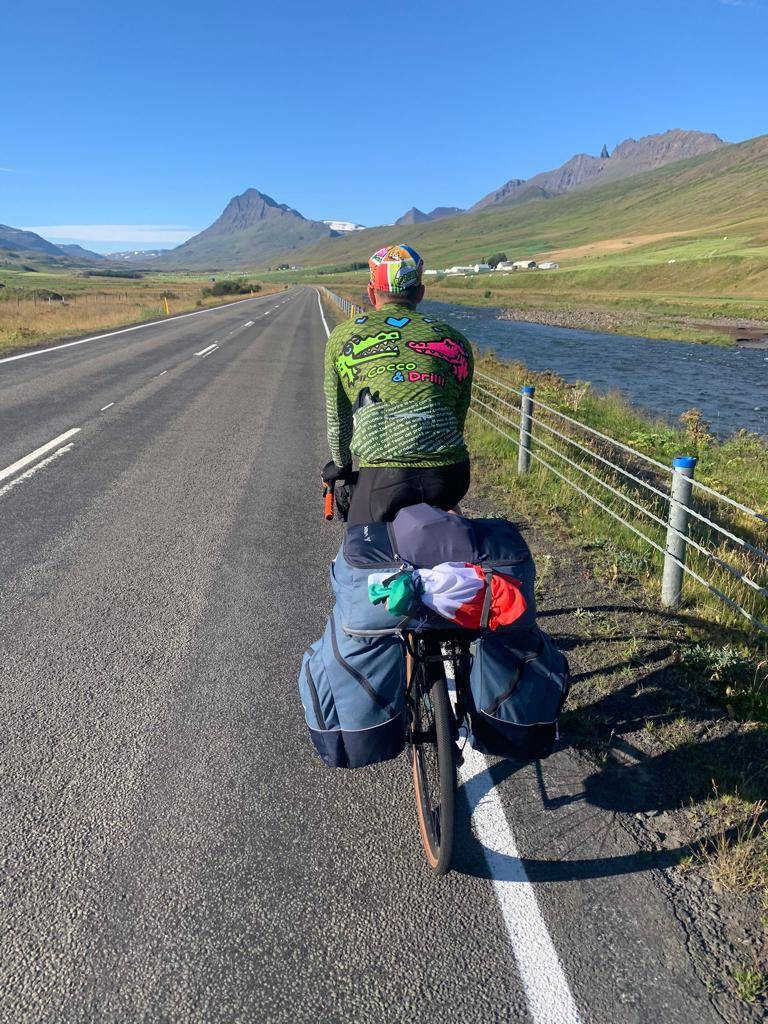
[[471, 263, 492, 273], [445, 266, 475, 275], [496, 261, 516, 271], [537, 262, 559, 270], [513, 260, 537, 270]]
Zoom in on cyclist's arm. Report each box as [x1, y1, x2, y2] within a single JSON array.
[[323, 331, 353, 467], [454, 332, 474, 430]]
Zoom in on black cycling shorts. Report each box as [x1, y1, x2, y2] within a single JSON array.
[[345, 460, 470, 526]]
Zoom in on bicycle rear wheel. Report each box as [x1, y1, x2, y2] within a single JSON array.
[[409, 646, 456, 875]]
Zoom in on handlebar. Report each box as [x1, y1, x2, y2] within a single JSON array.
[[323, 481, 335, 521]]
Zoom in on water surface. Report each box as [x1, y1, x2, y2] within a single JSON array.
[[422, 300, 768, 438]]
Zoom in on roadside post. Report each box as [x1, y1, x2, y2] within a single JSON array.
[[163, 296, 170, 315], [517, 385, 535, 474], [661, 455, 697, 609]]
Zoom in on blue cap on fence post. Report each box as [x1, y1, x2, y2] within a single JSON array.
[[522, 385, 535, 394], [673, 456, 697, 470]]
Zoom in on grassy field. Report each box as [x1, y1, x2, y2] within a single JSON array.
[[0, 267, 282, 357]]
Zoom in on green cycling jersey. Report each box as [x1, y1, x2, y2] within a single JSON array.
[[323, 302, 474, 469]]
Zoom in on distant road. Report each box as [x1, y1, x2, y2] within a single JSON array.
[[0, 287, 726, 1022]]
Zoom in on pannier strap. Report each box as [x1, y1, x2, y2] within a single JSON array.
[[480, 568, 494, 629]]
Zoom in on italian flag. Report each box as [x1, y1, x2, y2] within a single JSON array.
[[415, 562, 527, 630]]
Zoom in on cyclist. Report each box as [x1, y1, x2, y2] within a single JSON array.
[[322, 244, 474, 525]]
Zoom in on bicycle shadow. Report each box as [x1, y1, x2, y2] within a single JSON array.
[[451, 729, 768, 883]]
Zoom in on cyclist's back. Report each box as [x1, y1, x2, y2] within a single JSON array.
[[323, 244, 474, 524]]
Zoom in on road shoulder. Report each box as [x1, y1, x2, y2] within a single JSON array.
[[463, 471, 768, 1021]]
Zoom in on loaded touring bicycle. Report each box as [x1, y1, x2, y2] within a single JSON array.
[[299, 503, 570, 875]]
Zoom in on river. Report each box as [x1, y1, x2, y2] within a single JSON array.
[[421, 300, 768, 438]]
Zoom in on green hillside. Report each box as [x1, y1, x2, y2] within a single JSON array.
[[284, 134, 768, 272]]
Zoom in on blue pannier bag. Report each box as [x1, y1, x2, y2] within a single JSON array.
[[464, 628, 570, 760], [299, 504, 567, 767], [298, 606, 406, 769]]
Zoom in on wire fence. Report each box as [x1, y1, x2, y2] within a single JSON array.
[[471, 370, 768, 635], [320, 288, 767, 634], [318, 286, 366, 319]]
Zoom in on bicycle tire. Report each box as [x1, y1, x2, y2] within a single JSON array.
[[410, 652, 456, 875]]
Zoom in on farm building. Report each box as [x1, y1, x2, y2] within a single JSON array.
[[537, 261, 559, 270], [496, 261, 516, 271], [512, 260, 537, 270]]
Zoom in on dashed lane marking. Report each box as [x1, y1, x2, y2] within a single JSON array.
[[100, 403, 114, 412], [194, 343, 218, 357], [0, 443, 76, 499], [0, 428, 82, 484]]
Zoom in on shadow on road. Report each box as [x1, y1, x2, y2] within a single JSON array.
[[451, 725, 768, 884]]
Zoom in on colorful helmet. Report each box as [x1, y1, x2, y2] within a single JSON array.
[[368, 244, 424, 293]]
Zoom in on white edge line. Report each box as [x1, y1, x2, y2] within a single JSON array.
[[316, 291, 330, 338], [100, 402, 114, 412], [445, 662, 582, 1024], [0, 293, 275, 366], [0, 443, 75, 499], [0, 427, 81, 483]]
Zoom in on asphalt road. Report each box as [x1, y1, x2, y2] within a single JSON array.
[[1, 287, 727, 1023]]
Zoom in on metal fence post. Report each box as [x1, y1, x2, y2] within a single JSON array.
[[517, 385, 535, 474], [661, 455, 697, 609]]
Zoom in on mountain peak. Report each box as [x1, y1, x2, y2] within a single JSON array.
[[610, 128, 726, 162], [0, 223, 66, 257], [58, 243, 104, 262], [472, 129, 729, 211], [207, 188, 310, 236], [158, 187, 333, 269], [395, 205, 464, 226], [395, 206, 426, 225]]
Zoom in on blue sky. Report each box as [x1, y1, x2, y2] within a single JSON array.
[[3, 0, 766, 251]]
